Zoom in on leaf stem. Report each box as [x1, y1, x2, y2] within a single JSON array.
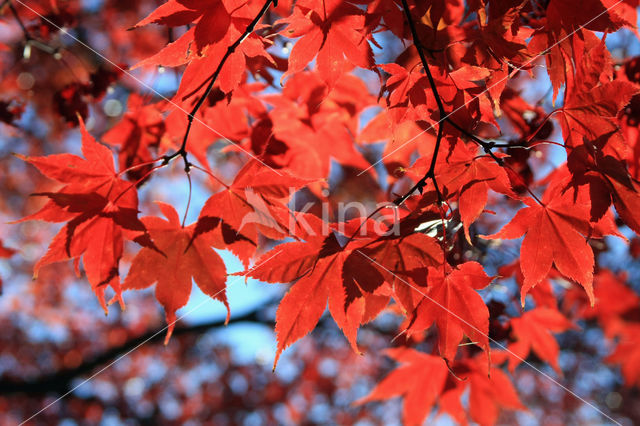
[[182, 170, 193, 228], [111, 163, 165, 204], [189, 163, 231, 189], [117, 158, 164, 176]]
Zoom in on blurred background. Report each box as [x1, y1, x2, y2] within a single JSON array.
[[1, 0, 640, 424]]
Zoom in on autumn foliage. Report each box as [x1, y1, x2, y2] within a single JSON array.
[[2, 0, 640, 424]]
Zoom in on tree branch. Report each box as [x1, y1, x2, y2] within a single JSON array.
[[395, 0, 504, 205], [8, 0, 31, 41], [0, 308, 275, 395], [8, 1, 59, 56], [394, 118, 445, 205], [163, 0, 276, 172]]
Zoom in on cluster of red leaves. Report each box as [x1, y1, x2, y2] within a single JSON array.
[[6, 0, 640, 424], [53, 66, 124, 125]]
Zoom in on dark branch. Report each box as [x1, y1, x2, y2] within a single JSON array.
[[394, 118, 445, 205], [163, 0, 276, 172], [8, 0, 31, 41], [0, 308, 275, 395], [8, 1, 60, 56], [395, 0, 504, 205]]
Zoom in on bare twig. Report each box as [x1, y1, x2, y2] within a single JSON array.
[[395, 0, 505, 205], [162, 0, 277, 172], [0, 305, 276, 395]]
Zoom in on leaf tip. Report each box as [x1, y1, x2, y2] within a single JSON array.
[[272, 350, 282, 371]]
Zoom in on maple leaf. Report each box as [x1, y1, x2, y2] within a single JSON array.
[[529, 18, 617, 103], [360, 232, 444, 314], [433, 141, 515, 241], [134, 0, 274, 94], [194, 160, 315, 265], [243, 233, 390, 367], [437, 65, 494, 125], [17, 119, 153, 312], [607, 323, 640, 387], [278, 0, 374, 87], [567, 142, 640, 234], [123, 202, 229, 343], [378, 61, 494, 128], [101, 94, 166, 183], [162, 83, 267, 171], [546, 0, 635, 34], [405, 261, 493, 362], [483, 180, 610, 306], [498, 260, 559, 308], [378, 62, 433, 124], [358, 349, 526, 426], [507, 307, 576, 374], [454, 353, 527, 426], [559, 79, 638, 153], [135, 0, 231, 55], [252, 71, 373, 180], [471, 0, 532, 69], [567, 269, 640, 337], [357, 109, 437, 175], [356, 348, 450, 425]]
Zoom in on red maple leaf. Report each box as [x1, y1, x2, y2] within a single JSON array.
[[101, 94, 166, 183], [356, 348, 450, 425], [278, 0, 374, 86], [252, 71, 373, 180], [607, 323, 640, 387], [567, 142, 640, 234], [358, 348, 526, 425], [452, 353, 527, 425], [134, 0, 274, 94], [482, 178, 620, 306], [360, 232, 444, 314], [568, 269, 640, 338], [498, 260, 559, 309], [405, 261, 493, 362], [433, 141, 515, 241], [194, 160, 316, 265], [17, 119, 153, 312], [357, 109, 437, 175], [123, 202, 229, 343], [507, 307, 576, 374], [243, 233, 390, 367]]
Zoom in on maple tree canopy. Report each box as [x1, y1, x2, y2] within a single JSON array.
[[1, 0, 640, 424]]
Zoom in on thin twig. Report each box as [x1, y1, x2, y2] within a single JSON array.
[[396, 0, 505, 205], [393, 118, 445, 205], [9, 1, 60, 56], [8, 0, 31, 40], [162, 0, 276, 172]]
